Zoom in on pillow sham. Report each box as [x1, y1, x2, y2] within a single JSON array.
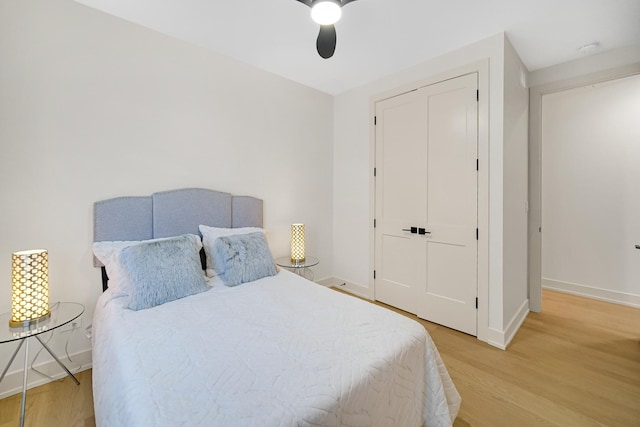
[[119, 234, 209, 310], [92, 234, 204, 296], [198, 225, 264, 277], [93, 240, 145, 296], [212, 232, 277, 287]]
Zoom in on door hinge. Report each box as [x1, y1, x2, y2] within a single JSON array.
[[374, 167, 377, 177], [475, 297, 478, 309], [476, 159, 479, 171], [374, 116, 377, 125], [476, 90, 479, 102], [374, 219, 377, 228], [373, 270, 376, 279], [476, 228, 479, 240]]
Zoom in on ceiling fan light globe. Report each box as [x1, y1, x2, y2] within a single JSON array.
[[311, 1, 342, 25]]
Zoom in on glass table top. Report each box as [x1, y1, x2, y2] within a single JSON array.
[[0, 302, 84, 343], [275, 256, 319, 268]]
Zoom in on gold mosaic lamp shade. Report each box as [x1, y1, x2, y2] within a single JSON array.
[[10, 249, 50, 328], [290, 224, 306, 264]]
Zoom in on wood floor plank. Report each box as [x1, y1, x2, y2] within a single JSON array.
[[0, 289, 637, 426], [0, 370, 93, 427]]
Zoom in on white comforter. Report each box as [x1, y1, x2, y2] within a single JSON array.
[[92, 270, 460, 427]]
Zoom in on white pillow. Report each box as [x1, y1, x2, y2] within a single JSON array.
[[93, 240, 138, 296], [198, 225, 264, 277], [93, 234, 203, 295]]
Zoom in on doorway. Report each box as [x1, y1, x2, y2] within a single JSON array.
[[529, 66, 640, 311]]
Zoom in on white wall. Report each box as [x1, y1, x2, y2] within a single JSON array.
[[541, 74, 640, 306], [0, 0, 333, 394], [501, 37, 529, 331], [333, 32, 531, 345], [334, 32, 500, 287]]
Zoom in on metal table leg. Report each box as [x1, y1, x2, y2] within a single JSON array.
[[0, 340, 24, 384], [3, 336, 80, 427], [19, 338, 29, 427], [34, 335, 80, 385]]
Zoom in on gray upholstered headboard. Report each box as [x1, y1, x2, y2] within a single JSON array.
[[93, 188, 263, 290]]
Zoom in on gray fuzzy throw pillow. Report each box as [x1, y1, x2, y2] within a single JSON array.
[[120, 234, 209, 310], [212, 232, 277, 286]]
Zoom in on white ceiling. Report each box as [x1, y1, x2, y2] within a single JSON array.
[[74, 0, 640, 95]]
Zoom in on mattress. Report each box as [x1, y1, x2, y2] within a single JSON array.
[[92, 269, 461, 427]]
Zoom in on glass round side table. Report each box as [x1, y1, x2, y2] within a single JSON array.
[[275, 256, 319, 280], [0, 302, 84, 427]]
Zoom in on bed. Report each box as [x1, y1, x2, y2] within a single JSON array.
[[91, 188, 461, 427]]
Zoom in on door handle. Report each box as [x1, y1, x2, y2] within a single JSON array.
[[636, 245, 640, 250], [401, 227, 431, 235]]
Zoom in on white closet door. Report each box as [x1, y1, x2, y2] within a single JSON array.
[[417, 73, 478, 335], [375, 73, 478, 336], [374, 89, 428, 314]]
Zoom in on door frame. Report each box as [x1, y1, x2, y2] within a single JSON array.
[[369, 60, 489, 343], [527, 62, 640, 313]]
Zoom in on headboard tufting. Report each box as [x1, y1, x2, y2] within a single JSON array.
[[93, 188, 263, 284]]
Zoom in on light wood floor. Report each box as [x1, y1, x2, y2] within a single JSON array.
[[387, 290, 640, 427], [0, 289, 638, 426], [0, 369, 94, 427]]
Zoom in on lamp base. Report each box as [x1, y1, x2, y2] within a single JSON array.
[[9, 311, 51, 329], [291, 257, 306, 265]]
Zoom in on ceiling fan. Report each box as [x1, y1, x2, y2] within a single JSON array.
[[295, 0, 360, 59]]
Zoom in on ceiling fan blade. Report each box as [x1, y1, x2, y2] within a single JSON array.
[[296, 0, 357, 7], [316, 24, 337, 59]]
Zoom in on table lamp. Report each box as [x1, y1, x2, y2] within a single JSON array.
[[9, 249, 50, 327], [290, 224, 305, 264]]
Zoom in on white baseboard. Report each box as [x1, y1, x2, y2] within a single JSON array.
[[320, 276, 373, 300], [542, 278, 640, 309], [315, 276, 334, 287], [0, 348, 92, 399], [487, 299, 530, 350], [486, 328, 506, 350]]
